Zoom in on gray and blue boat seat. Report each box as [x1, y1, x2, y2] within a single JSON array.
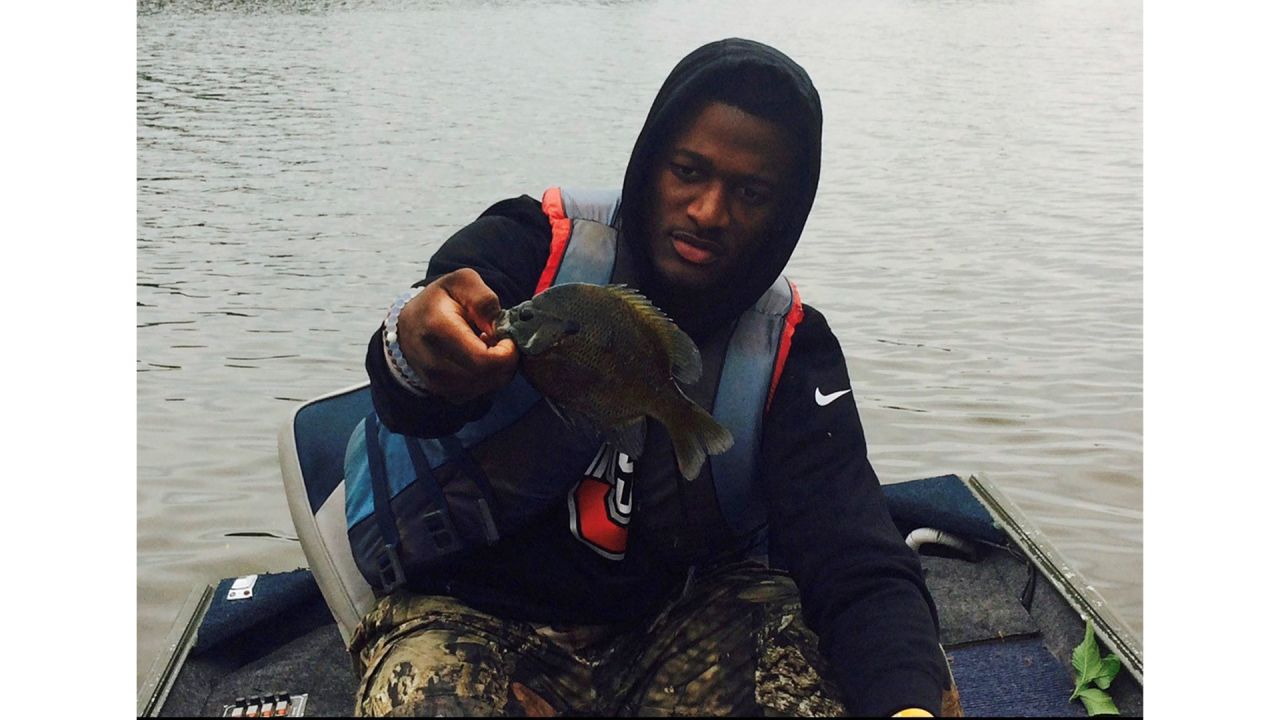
[[279, 382, 378, 644]]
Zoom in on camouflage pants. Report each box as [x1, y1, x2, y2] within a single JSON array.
[[349, 561, 851, 716]]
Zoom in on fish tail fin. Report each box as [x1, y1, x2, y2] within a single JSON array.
[[662, 400, 734, 481]]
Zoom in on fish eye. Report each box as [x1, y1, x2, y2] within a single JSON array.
[[519, 306, 535, 321]]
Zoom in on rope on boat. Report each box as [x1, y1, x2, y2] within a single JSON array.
[[905, 527, 977, 559]]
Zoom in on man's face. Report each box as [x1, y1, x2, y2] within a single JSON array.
[[647, 101, 796, 292]]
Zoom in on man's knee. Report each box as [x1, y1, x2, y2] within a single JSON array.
[[357, 630, 511, 716], [755, 612, 847, 716], [623, 563, 846, 716]]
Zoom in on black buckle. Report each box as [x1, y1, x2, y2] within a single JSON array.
[[375, 543, 406, 593]]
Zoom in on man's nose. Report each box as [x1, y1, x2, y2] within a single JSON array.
[[688, 183, 729, 230]]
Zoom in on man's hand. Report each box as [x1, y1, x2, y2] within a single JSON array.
[[395, 268, 518, 404]]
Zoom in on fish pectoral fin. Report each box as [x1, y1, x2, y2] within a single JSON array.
[[664, 324, 702, 385], [665, 400, 733, 482], [606, 417, 647, 459], [545, 399, 600, 439]]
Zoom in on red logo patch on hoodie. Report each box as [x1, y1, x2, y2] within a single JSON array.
[[568, 444, 634, 560]]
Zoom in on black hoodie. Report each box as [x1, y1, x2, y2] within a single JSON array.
[[615, 38, 823, 338], [365, 38, 946, 716]]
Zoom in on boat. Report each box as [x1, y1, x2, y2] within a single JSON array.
[[138, 384, 1143, 717]]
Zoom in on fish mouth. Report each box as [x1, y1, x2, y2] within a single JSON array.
[[670, 230, 723, 266], [493, 308, 515, 340]]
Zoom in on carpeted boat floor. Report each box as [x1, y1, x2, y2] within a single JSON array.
[[153, 475, 1137, 716]]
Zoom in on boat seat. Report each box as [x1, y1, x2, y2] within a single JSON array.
[[279, 383, 379, 645]]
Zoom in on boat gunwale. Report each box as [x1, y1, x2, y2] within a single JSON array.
[[964, 472, 1143, 684], [138, 582, 215, 717]]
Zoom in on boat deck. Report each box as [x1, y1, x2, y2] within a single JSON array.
[[140, 475, 1142, 717]]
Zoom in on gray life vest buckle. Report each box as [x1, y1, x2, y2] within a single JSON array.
[[374, 542, 406, 593], [423, 508, 460, 554]]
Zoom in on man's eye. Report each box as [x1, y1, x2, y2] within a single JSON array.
[[738, 186, 769, 205], [671, 163, 700, 181]]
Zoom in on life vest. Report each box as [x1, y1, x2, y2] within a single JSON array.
[[297, 187, 803, 640]]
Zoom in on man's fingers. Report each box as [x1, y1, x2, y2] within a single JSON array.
[[429, 270, 516, 372], [488, 337, 517, 362], [395, 269, 520, 404], [440, 268, 503, 336], [477, 337, 519, 381], [416, 339, 518, 402], [416, 359, 485, 400], [423, 309, 516, 376]]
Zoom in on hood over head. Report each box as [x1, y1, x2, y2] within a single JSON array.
[[617, 38, 823, 338]]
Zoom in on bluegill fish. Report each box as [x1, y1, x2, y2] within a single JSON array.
[[493, 283, 733, 481]]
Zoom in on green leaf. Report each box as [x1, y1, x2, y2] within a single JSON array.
[[1076, 687, 1120, 716], [1095, 655, 1123, 690], [1072, 621, 1104, 688]]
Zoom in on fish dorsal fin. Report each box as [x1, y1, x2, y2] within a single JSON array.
[[602, 284, 702, 384]]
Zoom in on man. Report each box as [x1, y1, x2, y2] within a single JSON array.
[[353, 38, 951, 717]]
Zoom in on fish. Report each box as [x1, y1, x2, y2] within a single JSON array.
[[493, 283, 733, 481]]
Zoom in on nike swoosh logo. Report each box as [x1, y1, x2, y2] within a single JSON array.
[[815, 387, 852, 406]]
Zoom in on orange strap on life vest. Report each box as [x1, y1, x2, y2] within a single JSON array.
[[536, 187, 573, 294], [766, 280, 804, 413]]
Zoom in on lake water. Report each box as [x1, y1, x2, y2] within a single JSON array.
[[137, 0, 1142, 693]]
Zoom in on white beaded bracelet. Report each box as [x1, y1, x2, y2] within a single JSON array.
[[384, 286, 429, 393]]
